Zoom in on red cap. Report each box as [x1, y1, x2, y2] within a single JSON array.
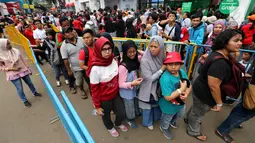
[[164, 52, 184, 64]]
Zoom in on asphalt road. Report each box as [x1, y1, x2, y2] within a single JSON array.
[[0, 47, 254, 143]]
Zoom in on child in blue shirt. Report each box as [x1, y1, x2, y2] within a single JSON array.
[[159, 52, 192, 139]]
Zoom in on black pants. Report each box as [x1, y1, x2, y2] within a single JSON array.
[[34, 51, 47, 64], [68, 75, 76, 89], [101, 95, 125, 129]]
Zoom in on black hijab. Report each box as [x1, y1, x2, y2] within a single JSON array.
[[121, 40, 140, 72]]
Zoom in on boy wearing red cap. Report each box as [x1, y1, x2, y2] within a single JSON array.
[[159, 52, 191, 139]]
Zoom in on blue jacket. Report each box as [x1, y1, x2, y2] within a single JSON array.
[[189, 22, 205, 44]]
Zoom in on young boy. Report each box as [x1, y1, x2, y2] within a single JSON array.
[[159, 52, 192, 139]]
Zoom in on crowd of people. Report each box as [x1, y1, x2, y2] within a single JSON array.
[[0, 6, 255, 143]]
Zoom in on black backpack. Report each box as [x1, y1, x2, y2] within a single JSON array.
[[81, 46, 89, 66]]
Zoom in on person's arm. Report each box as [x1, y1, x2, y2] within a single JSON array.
[[90, 67, 101, 109], [160, 76, 187, 101], [0, 61, 8, 72], [60, 45, 72, 75], [141, 60, 165, 82], [78, 49, 88, 70], [151, 25, 158, 36], [119, 65, 133, 89], [159, 19, 169, 27], [208, 76, 223, 105]]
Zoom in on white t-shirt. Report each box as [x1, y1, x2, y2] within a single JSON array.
[[33, 28, 46, 40], [164, 24, 176, 52]]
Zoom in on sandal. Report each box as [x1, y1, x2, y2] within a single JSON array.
[[215, 130, 236, 143], [187, 131, 207, 141]]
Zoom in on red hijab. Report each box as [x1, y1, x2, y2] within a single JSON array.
[[86, 37, 114, 76]]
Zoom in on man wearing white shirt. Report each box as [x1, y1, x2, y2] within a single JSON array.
[[33, 20, 47, 65]]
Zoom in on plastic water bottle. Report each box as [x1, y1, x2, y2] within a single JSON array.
[[92, 109, 104, 116]]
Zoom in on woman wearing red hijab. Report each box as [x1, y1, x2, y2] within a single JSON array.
[[87, 37, 127, 137]]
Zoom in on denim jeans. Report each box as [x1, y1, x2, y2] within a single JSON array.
[[142, 107, 162, 127], [161, 107, 185, 130], [217, 102, 255, 135], [52, 64, 68, 81], [11, 75, 37, 102]]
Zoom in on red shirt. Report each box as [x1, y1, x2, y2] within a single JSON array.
[[241, 23, 255, 45], [72, 20, 83, 31], [24, 28, 36, 45], [78, 46, 94, 67], [180, 27, 189, 42]]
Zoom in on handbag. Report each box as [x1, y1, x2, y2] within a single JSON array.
[[243, 84, 255, 111]]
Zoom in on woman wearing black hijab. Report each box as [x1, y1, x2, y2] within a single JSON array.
[[119, 40, 143, 128]]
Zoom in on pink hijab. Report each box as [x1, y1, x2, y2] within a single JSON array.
[[206, 21, 225, 46], [0, 39, 20, 67]]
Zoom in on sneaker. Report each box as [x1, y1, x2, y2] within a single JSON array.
[[56, 81, 61, 87], [108, 128, 119, 137], [159, 126, 173, 140], [148, 125, 154, 131], [65, 80, 69, 85], [70, 88, 77, 94], [127, 121, 138, 129], [118, 124, 128, 132], [170, 122, 179, 129], [24, 101, 32, 108], [34, 92, 42, 97]]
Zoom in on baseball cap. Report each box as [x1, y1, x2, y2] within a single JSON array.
[[164, 52, 184, 65]]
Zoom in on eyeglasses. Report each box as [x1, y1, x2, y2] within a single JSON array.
[[101, 47, 112, 52]]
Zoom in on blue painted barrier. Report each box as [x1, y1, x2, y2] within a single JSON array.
[[61, 91, 95, 143]]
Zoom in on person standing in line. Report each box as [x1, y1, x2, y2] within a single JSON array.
[[43, 29, 69, 87], [61, 27, 89, 99], [79, 29, 95, 85], [87, 37, 127, 137], [119, 40, 142, 129], [0, 39, 42, 107], [138, 36, 166, 130], [159, 52, 191, 139], [186, 29, 244, 141]]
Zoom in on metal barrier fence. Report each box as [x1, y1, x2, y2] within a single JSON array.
[[112, 38, 211, 78], [5, 26, 95, 143]]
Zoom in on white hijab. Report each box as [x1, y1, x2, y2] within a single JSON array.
[[0, 39, 20, 67]]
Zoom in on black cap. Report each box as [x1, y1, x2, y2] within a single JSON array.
[[62, 27, 73, 34], [59, 16, 68, 25]]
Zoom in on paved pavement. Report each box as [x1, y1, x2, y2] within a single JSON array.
[[0, 47, 255, 143]]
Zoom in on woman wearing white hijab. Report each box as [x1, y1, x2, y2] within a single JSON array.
[[0, 39, 42, 108], [138, 36, 166, 130]]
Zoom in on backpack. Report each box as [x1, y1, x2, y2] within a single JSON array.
[[81, 46, 89, 66], [45, 40, 60, 66], [203, 55, 245, 100], [86, 21, 99, 34]]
